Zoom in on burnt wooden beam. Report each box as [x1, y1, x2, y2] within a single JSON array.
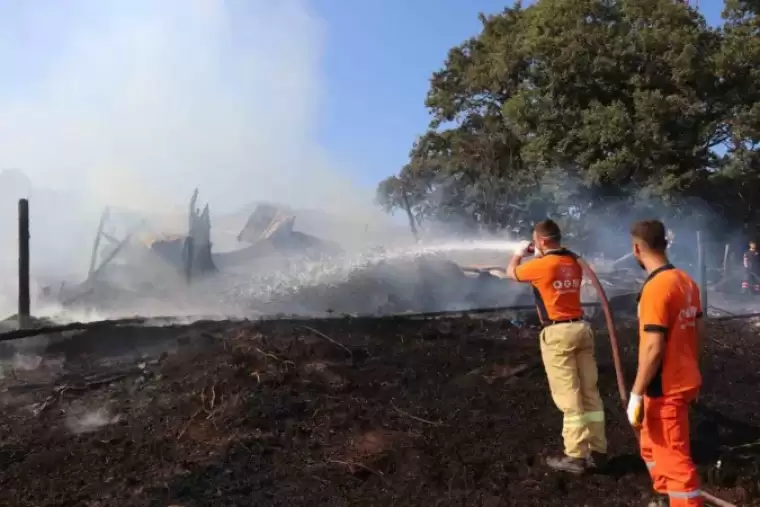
[[18, 199, 30, 329]]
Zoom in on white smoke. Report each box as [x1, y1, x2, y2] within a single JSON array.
[[0, 0, 396, 316], [0, 0, 351, 212], [65, 407, 121, 434]]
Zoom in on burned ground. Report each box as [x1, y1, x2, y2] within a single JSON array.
[[1, 316, 759, 506]]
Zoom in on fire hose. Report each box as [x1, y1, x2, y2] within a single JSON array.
[[578, 258, 736, 507]]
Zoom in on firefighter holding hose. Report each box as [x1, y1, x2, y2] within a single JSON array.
[[628, 220, 704, 507], [506, 219, 608, 474]]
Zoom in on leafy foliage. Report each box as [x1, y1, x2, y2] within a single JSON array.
[[377, 0, 760, 240]]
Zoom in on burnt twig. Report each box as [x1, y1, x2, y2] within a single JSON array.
[[300, 326, 352, 358], [71, 372, 132, 391], [253, 347, 295, 370], [254, 347, 282, 362], [327, 459, 388, 483], [208, 385, 216, 410], [33, 391, 64, 416], [719, 439, 760, 452], [177, 408, 205, 439], [32, 372, 133, 416], [204, 385, 219, 420], [391, 400, 444, 427]]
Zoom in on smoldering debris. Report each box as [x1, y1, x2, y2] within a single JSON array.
[[65, 407, 121, 434], [33, 193, 354, 320], [12, 353, 43, 371], [0, 354, 49, 381], [13, 188, 642, 321]]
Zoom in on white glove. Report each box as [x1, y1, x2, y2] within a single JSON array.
[[517, 241, 535, 257], [627, 392, 644, 428]]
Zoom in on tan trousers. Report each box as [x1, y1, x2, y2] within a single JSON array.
[[540, 321, 607, 458]]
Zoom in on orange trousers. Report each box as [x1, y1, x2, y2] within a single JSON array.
[[640, 390, 703, 506]]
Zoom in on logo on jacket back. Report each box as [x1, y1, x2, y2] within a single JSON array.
[[552, 265, 581, 293], [637, 283, 698, 328], [678, 285, 698, 329]]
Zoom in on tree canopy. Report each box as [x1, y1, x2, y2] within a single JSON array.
[[377, 0, 760, 243]]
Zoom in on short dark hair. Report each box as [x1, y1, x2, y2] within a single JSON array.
[[534, 219, 561, 242], [630, 220, 668, 252]]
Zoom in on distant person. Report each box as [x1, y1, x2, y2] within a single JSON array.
[[664, 229, 694, 271], [628, 220, 703, 507], [742, 241, 760, 295], [506, 219, 607, 474]]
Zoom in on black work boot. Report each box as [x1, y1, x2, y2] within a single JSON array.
[[545, 455, 587, 475], [645, 493, 669, 507], [586, 451, 608, 471]]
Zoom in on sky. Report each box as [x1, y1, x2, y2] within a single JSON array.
[[310, 0, 726, 187], [0, 0, 728, 215]]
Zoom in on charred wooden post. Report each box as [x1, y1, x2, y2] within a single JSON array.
[[185, 189, 216, 277], [197, 204, 215, 272], [697, 231, 707, 317], [88, 207, 109, 280], [723, 243, 730, 279], [184, 236, 195, 284], [188, 188, 199, 233], [18, 199, 30, 328]]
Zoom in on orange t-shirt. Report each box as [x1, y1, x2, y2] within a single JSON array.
[[638, 264, 703, 398], [514, 249, 584, 323]]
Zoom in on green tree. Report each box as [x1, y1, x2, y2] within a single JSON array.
[[501, 0, 728, 194], [704, 0, 760, 233], [377, 0, 760, 235]]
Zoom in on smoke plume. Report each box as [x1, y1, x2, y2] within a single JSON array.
[[0, 0, 396, 315]]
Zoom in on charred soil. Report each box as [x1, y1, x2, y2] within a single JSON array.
[[1, 316, 760, 506]]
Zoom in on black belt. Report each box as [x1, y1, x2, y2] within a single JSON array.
[[545, 318, 584, 327]]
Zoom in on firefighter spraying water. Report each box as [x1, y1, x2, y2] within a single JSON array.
[[505, 220, 608, 474]]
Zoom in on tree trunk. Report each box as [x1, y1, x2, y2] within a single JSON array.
[[400, 182, 419, 242]]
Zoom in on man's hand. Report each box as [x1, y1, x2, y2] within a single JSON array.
[[627, 393, 644, 427], [517, 241, 534, 257], [506, 241, 533, 281]]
